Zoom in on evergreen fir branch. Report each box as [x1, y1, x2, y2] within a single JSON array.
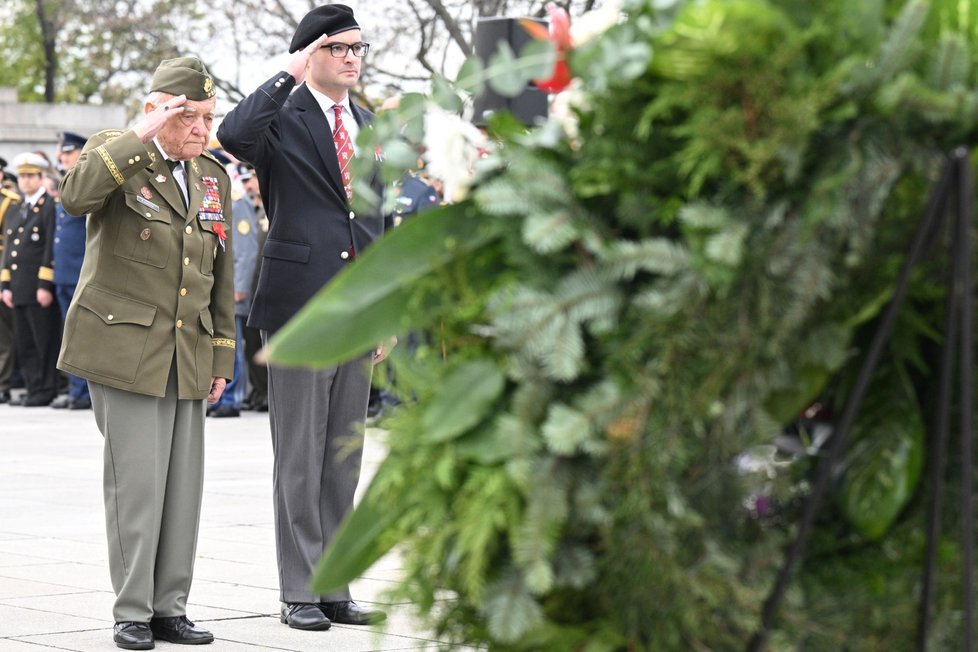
[[599, 237, 691, 280], [861, 0, 928, 91], [523, 208, 581, 253], [483, 570, 546, 644]]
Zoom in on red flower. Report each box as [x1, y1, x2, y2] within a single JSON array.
[[522, 3, 574, 93], [213, 222, 227, 244]]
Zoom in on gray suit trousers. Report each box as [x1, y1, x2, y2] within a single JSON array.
[[262, 331, 372, 603], [89, 360, 206, 622]]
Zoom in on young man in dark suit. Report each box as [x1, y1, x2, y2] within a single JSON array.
[[218, 3, 393, 633]]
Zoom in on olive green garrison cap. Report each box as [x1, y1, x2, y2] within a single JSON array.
[[150, 56, 216, 100]]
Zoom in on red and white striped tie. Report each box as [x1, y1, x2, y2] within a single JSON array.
[[332, 104, 354, 201]]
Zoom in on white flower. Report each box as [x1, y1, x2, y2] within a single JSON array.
[[423, 102, 488, 202], [549, 79, 590, 145], [570, 0, 624, 45]]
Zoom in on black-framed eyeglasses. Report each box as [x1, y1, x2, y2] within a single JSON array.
[[321, 41, 370, 58]]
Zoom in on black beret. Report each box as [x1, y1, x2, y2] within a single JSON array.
[[150, 56, 217, 101], [58, 131, 88, 153], [289, 4, 360, 53]]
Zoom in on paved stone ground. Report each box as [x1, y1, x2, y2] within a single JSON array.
[[0, 390, 469, 651]]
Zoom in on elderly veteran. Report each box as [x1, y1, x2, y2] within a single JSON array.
[[58, 56, 234, 651]]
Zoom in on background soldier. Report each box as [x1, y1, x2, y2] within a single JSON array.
[[1, 153, 60, 407], [0, 164, 20, 403], [51, 131, 92, 410], [58, 57, 234, 650]]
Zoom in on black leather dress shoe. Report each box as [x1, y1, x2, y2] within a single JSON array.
[[150, 615, 213, 645], [0, 390, 9, 404], [113, 622, 154, 650], [320, 600, 387, 625], [280, 602, 331, 630], [24, 392, 55, 407]]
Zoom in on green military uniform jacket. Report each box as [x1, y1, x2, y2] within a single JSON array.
[[57, 129, 235, 399]]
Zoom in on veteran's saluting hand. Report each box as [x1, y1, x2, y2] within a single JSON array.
[[131, 93, 188, 143]]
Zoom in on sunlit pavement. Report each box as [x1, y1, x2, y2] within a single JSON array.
[[0, 390, 469, 651]]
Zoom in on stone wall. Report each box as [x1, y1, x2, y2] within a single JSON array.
[[0, 87, 127, 172]]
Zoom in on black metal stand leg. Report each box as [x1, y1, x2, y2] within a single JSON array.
[[749, 154, 959, 652]]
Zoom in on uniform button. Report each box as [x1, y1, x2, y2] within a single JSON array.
[[12, 239, 18, 245], [17, 227, 23, 232], [140, 228, 151, 240], [184, 257, 190, 266], [10, 264, 17, 270], [278, 77, 286, 83], [185, 226, 193, 234], [134, 155, 141, 162], [349, 211, 355, 220], [340, 251, 349, 260], [128, 158, 135, 165], [107, 314, 114, 321], [145, 212, 152, 218], [10, 251, 16, 258], [176, 319, 183, 328], [180, 288, 187, 296], [54, 238, 60, 243], [274, 82, 282, 87]]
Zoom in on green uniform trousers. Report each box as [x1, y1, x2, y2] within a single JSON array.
[[89, 359, 206, 622]]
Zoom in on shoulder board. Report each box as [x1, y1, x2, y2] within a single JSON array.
[[0, 188, 21, 201], [95, 128, 125, 141], [198, 150, 231, 175]]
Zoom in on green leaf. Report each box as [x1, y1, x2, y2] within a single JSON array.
[[484, 572, 545, 643], [421, 359, 507, 443], [838, 397, 925, 540], [432, 74, 463, 113], [456, 55, 486, 96], [519, 39, 558, 80], [397, 92, 427, 142], [310, 478, 398, 593], [267, 203, 498, 367], [486, 41, 530, 98]]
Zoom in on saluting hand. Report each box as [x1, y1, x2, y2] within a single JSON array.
[[132, 94, 188, 144], [286, 34, 331, 85]]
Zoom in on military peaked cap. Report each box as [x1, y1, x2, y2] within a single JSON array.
[[13, 152, 50, 175], [289, 4, 360, 53], [59, 131, 88, 153], [150, 56, 216, 101]]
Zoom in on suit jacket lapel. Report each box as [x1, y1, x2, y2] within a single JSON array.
[[294, 85, 346, 197]]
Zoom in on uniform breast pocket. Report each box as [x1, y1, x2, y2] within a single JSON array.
[[197, 219, 222, 276], [115, 192, 173, 268]]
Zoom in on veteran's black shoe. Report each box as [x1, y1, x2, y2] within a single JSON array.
[[149, 615, 213, 645], [280, 602, 332, 631], [320, 600, 387, 625], [0, 390, 9, 404], [113, 621, 154, 650]]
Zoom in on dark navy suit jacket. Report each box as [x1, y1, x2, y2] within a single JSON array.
[[217, 72, 385, 334]]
